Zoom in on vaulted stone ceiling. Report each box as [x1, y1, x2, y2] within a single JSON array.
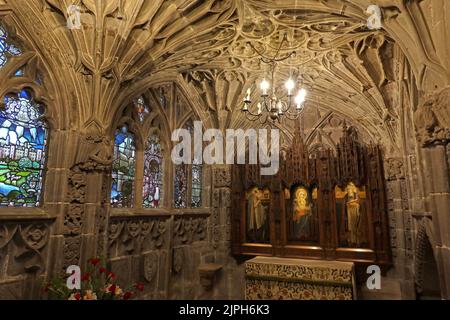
[[0, 0, 449, 154]]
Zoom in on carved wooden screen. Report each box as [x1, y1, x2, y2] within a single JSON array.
[[231, 124, 391, 266]]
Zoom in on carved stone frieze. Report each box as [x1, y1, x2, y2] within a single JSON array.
[[108, 217, 167, 257], [173, 216, 208, 246], [0, 222, 52, 276], [385, 158, 405, 181]]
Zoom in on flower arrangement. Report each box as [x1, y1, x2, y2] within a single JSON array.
[[43, 257, 144, 300]]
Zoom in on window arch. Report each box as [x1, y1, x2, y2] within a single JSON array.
[[0, 90, 48, 207], [0, 22, 51, 208], [111, 125, 136, 208], [111, 86, 204, 210]]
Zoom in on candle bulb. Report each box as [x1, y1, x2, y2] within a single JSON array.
[[285, 79, 295, 96], [257, 102, 262, 115], [295, 88, 307, 109], [260, 79, 269, 96]]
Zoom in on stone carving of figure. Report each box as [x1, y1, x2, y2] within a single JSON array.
[[345, 183, 361, 246], [292, 187, 311, 238]]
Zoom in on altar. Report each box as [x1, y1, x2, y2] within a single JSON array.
[[245, 256, 356, 300]]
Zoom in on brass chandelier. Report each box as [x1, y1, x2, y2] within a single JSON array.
[[242, 33, 307, 124]]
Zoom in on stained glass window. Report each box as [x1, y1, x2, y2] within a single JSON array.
[[143, 135, 163, 208], [0, 24, 22, 69], [174, 164, 187, 208], [0, 90, 47, 207], [173, 119, 202, 209], [111, 125, 135, 208], [134, 96, 149, 123], [191, 162, 202, 207]]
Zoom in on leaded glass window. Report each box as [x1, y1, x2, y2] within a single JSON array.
[[111, 125, 135, 208], [134, 96, 149, 123], [173, 119, 202, 209], [191, 162, 202, 208], [143, 135, 163, 208], [174, 164, 188, 208], [0, 90, 47, 207], [0, 24, 22, 69]]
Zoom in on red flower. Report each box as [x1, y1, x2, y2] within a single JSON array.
[[108, 272, 116, 280], [99, 267, 107, 274], [107, 284, 117, 294], [134, 283, 145, 292], [81, 273, 90, 281], [88, 258, 100, 266], [123, 292, 132, 300], [74, 292, 81, 300]]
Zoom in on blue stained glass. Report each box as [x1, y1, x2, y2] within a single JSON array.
[[0, 91, 47, 207], [111, 125, 135, 208], [0, 24, 22, 69]]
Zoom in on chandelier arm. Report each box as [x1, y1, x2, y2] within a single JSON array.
[[245, 108, 261, 117], [259, 114, 269, 125], [244, 112, 261, 122], [283, 110, 302, 121], [272, 51, 296, 62], [247, 42, 275, 63], [283, 113, 300, 121]]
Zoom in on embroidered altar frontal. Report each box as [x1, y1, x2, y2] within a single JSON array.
[[245, 257, 356, 300]]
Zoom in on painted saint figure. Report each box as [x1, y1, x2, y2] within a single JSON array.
[[292, 187, 312, 238], [345, 183, 361, 246], [246, 188, 268, 242]]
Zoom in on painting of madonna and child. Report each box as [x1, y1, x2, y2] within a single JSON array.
[[285, 186, 319, 244]]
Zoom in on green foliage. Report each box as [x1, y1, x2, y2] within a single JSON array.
[[18, 157, 32, 168], [7, 190, 20, 201]]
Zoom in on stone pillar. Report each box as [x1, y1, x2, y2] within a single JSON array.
[[210, 165, 245, 299], [384, 158, 415, 299], [60, 132, 113, 272], [423, 145, 450, 298], [414, 87, 450, 299]]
